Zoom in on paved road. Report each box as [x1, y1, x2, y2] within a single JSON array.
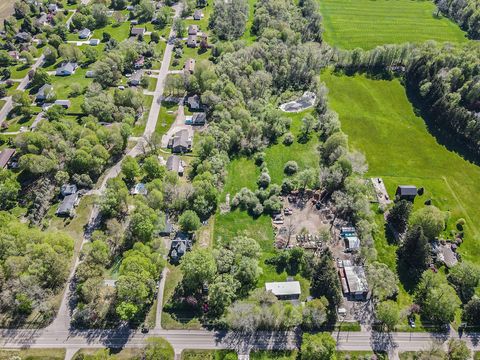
[[143, 3, 182, 138], [0, 55, 45, 126]]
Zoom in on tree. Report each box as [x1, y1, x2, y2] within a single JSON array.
[[0, 169, 20, 210], [178, 210, 201, 232], [92, 3, 109, 28], [387, 199, 412, 234], [410, 206, 445, 240], [83, 46, 99, 64], [208, 274, 240, 316], [301, 333, 337, 360], [447, 262, 480, 303], [322, 132, 348, 165], [31, 69, 51, 89], [135, 0, 155, 22], [116, 301, 138, 321], [143, 155, 165, 181], [398, 226, 430, 278], [414, 270, 460, 324], [446, 339, 471, 360], [463, 296, 480, 326], [302, 298, 328, 330], [44, 46, 58, 64], [284, 161, 298, 175], [310, 249, 342, 307], [145, 338, 174, 360], [100, 177, 129, 218], [173, 18, 186, 38], [121, 156, 141, 184], [257, 172, 270, 188], [210, 0, 249, 40], [376, 301, 399, 331], [181, 249, 217, 292], [366, 262, 398, 301], [111, 0, 128, 9]]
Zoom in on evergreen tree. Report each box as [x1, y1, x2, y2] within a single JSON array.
[[398, 226, 430, 277], [310, 249, 342, 307], [387, 199, 412, 234]]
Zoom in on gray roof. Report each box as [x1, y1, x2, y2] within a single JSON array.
[[188, 25, 199, 35], [0, 148, 15, 168], [193, 9, 202, 19], [36, 84, 53, 99], [192, 112, 206, 125], [56, 62, 77, 75], [265, 281, 301, 297], [186, 95, 201, 110], [56, 193, 78, 216], [61, 184, 77, 197], [172, 129, 190, 150], [131, 27, 145, 36], [54, 99, 71, 107], [187, 35, 197, 47], [397, 185, 417, 196], [78, 28, 91, 38], [128, 70, 143, 84], [185, 58, 195, 73], [344, 266, 368, 294], [166, 155, 181, 172]]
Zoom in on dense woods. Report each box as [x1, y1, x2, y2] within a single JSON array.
[[434, 0, 480, 39]]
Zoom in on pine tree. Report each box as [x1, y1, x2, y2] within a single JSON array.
[[399, 226, 430, 276], [310, 249, 342, 307], [387, 199, 412, 234]]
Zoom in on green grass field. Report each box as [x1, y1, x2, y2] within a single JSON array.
[[322, 70, 480, 265], [319, 0, 468, 49], [0, 348, 65, 360], [155, 101, 177, 138], [181, 349, 238, 360]]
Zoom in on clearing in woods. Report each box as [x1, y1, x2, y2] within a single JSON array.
[[318, 0, 468, 49]]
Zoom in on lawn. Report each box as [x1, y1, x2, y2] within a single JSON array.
[[10, 63, 31, 79], [181, 350, 238, 360], [0, 0, 14, 26], [319, 0, 468, 49], [132, 95, 153, 136], [155, 101, 177, 138], [49, 67, 94, 114], [250, 350, 298, 359], [73, 348, 144, 360], [264, 109, 319, 185], [0, 348, 65, 360], [338, 351, 387, 360], [322, 71, 480, 328], [92, 21, 131, 42], [171, 46, 211, 70], [240, 0, 257, 44]]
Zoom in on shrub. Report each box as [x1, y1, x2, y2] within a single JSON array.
[[254, 152, 265, 166], [283, 132, 294, 145], [284, 160, 298, 175], [257, 172, 271, 188]]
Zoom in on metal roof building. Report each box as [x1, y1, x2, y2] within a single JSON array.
[[265, 281, 301, 300]]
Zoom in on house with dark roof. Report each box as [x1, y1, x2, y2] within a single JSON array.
[[396, 185, 417, 202], [36, 13, 49, 27], [35, 84, 53, 102], [56, 62, 78, 76], [169, 233, 192, 263], [184, 58, 195, 74], [131, 27, 146, 37], [89, 38, 100, 46], [15, 32, 32, 43], [56, 193, 78, 217], [78, 28, 91, 39], [193, 9, 203, 20], [0, 148, 16, 169], [128, 70, 143, 86], [192, 112, 206, 126], [166, 155, 184, 175], [169, 129, 192, 153], [186, 94, 203, 111], [134, 56, 145, 69], [186, 34, 197, 48], [8, 51, 20, 61], [48, 3, 58, 13]]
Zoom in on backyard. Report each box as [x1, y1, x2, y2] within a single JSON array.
[[319, 0, 468, 49]]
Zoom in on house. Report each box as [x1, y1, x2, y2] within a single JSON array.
[[35, 84, 53, 102], [35, 13, 49, 27], [8, 51, 20, 61], [86, 70, 95, 78], [396, 185, 417, 202], [186, 35, 197, 48], [60, 184, 77, 197], [184, 58, 195, 74], [56, 193, 78, 217], [192, 112, 206, 126], [48, 3, 58, 13], [166, 155, 184, 176], [193, 9, 203, 20], [134, 56, 145, 69], [78, 28, 91, 39], [128, 70, 143, 86], [56, 62, 78, 76], [188, 24, 199, 35], [169, 233, 192, 262], [15, 32, 32, 43], [169, 129, 192, 153], [89, 38, 100, 46], [131, 27, 146, 37], [54, 99, 71, 108], [265, 281, 301, 300], [0, 148, 16, 169], [340, 264, 368, 300], [186, 94, 203, 111], [131, 183, 147, 195], [340, 227, 360, 251]]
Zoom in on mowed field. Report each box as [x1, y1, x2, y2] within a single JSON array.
[[318, 0, 468, 49], [0, 0, 14, 25], [322, 71, 480, 267]]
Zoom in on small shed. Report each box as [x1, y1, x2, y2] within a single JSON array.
[[396, 185, 417, 202], [54, 99, 71, 108], [89, 39, 100, 46], [131, 183, 147, 195], [265, 281, 301, 300], [0, 148, 16, 169], [86, 70, 95, 78]]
